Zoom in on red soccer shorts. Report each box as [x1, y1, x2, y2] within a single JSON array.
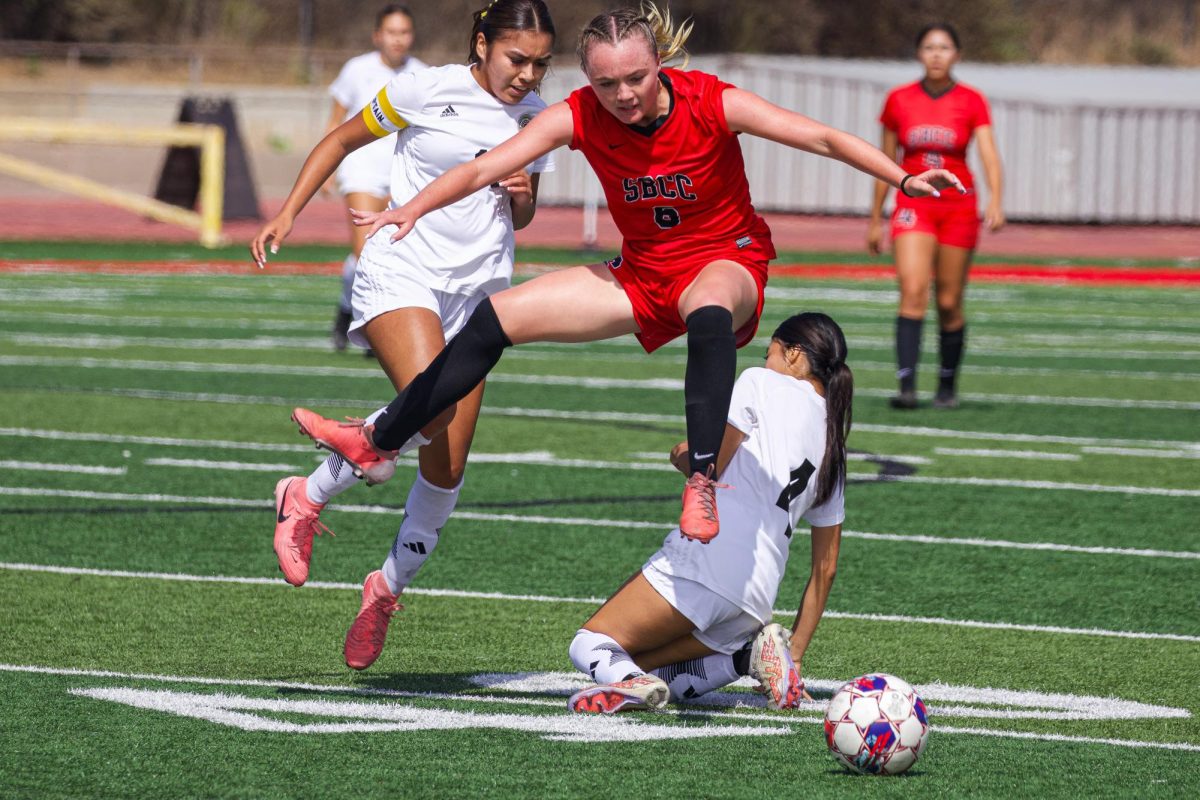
[[891, 192, 980, 250], [606, 238, 772, 354]]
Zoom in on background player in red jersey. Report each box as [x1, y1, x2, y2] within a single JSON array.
[[318, 2, 963, 544], [867, 22, 1005, 410]]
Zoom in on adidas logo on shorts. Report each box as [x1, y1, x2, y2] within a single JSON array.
[[440, 105, 458, 117]]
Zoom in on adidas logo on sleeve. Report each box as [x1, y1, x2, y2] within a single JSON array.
[[440, 105, 458, 117]]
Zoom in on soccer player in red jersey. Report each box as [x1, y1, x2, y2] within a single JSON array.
[[320, 2, 963, 543], [868, 22, 1005, 410]]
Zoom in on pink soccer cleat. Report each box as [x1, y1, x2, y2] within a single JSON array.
[[679, 468, 727, 543], [568, 674, 670, 714], [290, 407, 397, 486], [273, 476, 333, 587], [344, 570, 403, 670], [750, 623, 804, 710]]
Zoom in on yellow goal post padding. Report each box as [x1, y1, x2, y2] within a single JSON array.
[[0, 117, 225, 248]]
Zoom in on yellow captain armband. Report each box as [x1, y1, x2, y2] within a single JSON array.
[[362, 88, 408, 138]]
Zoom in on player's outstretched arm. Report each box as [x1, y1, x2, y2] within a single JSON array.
[[721, 88, 966, 200], [353, 102, 574, 243], [250, 115, 375, 267], [788, 522, 841, 697]]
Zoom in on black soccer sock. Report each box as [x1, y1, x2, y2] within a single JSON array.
[[938, 325, 966, 396], [895, 316, 924, 394], [684, 306, 736, 478], [371, 298, 512, 451], [732, 641, 753, 677]]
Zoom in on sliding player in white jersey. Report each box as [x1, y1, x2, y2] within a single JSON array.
[[251, 0, 556, 672], [566, 312, 853, 713], [325, 5, 427, 351]]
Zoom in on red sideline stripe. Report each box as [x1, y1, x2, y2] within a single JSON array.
[[0, 260, 337, 275], [771, 263, 1200, 285], [2, 259, 1198, 286]]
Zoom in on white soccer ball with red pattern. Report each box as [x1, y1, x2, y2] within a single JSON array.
[[823, 673, 929, 775]]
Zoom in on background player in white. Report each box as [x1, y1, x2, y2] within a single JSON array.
[[566, 312, 852, 713], [325, 5, 426, 351], [250, 0, 556, 671]]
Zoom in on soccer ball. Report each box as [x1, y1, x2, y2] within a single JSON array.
[[823, 673, 929, 775]]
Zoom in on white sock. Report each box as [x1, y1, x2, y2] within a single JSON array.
[[381, 472, 461, 594], [569, 629, 643, 684], [652, 653, 740, 702], [305, 406, 388, 505], [339, 253, 357, 312]]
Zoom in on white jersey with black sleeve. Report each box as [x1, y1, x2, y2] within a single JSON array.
[[646, 367, 846, 625], [358, 63, 556, 294], [329, 52, 427, 197]]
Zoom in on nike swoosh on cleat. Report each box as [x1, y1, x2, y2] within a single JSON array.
[[277, 480, 293, 523]]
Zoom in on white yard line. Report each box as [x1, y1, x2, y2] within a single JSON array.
[[1083, 446, 1200, 459], [837, 530, 1200, 559], [0, 460, 126, 475], [853, 423, 1200, 451], [854, 474, 1200, 497], [0, 333, 326, 351], [4, 354, 1197, 409], [933, 448, 1082, 461], [6, 327, 1200, 361], [2, 562, 1198, 643], [11, 422, 1194, 456], [8, 485, 1197, 556], [847, 359, 1200, 382], [143, 458, 302, 472]]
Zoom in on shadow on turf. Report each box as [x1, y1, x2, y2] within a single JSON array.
[[266, 671, 551, 698]]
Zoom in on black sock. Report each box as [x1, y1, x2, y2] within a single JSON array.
[[895, 316, 924, 394], [938, 325, 966, 396], [684, 306, 736, 477], [372, 298, 511, 451], [732, 641, 752, 677]]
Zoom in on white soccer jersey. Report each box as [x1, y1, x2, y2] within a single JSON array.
[[329, 52, 427, 196], [647, 367, 846, 624], [360, 63, 555, 293]]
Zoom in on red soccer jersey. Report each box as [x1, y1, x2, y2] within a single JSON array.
[[879, 81, 991, 192], [567, 68, 774, 267]]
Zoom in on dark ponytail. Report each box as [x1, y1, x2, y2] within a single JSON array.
[[468, 0, 556, 65], [772, 312, 853, 507]]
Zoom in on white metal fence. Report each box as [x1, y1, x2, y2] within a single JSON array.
[[2, 46, 1197, 223], [535, 55, 1200, 224]]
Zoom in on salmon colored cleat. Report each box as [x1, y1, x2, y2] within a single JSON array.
[[679, 468, 727, 543], [344, 570, 403, 670], [273, 476, 333, 587], [291, 407, 397, 486], [568, 674, 670, 714]]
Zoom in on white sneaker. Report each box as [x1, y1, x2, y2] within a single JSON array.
[[568, 674, 669, 714], [750, 623, 804, 709]]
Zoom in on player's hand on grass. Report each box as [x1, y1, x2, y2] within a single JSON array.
[[351, 206, 417, 243], [906, 168, 967, 198], [250, 214, 294, 268]]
